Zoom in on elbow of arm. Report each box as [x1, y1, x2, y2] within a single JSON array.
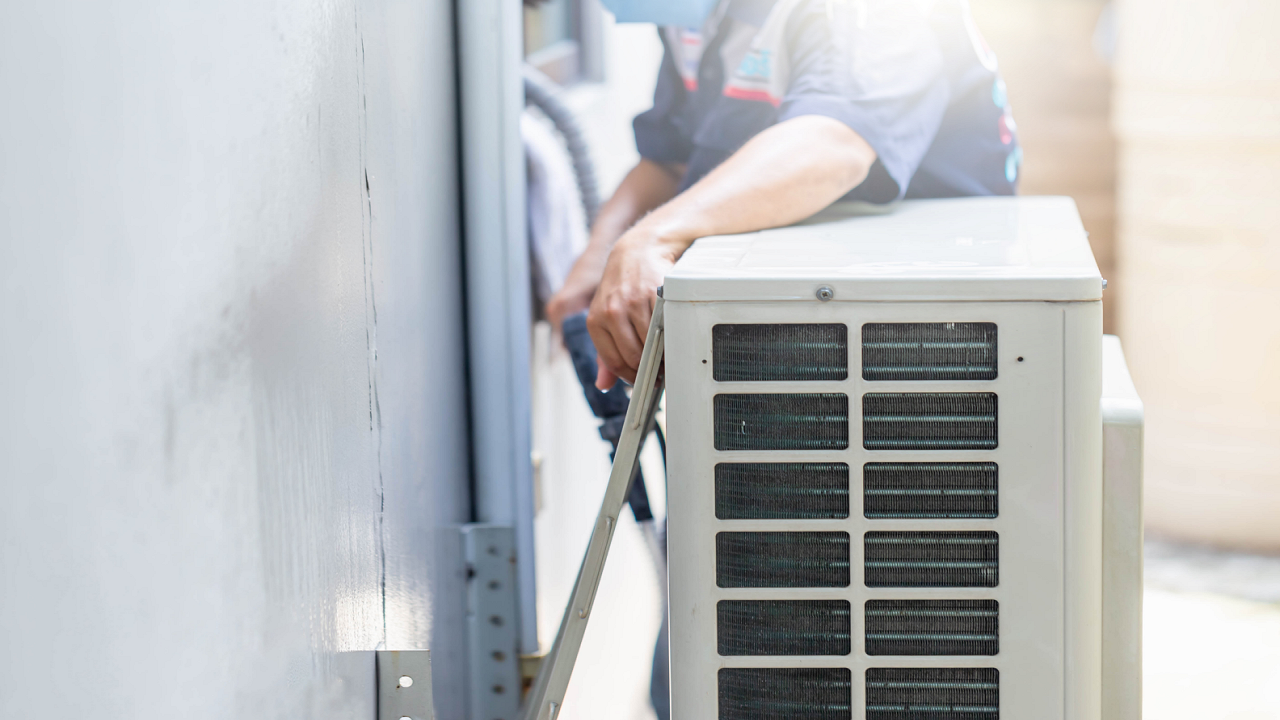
[[788, 115, 876, 192], [835, 129, 877, 190]]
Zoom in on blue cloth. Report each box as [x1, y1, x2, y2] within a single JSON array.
[[560, 311, 656, 522], [633, 0, 1021, 204]]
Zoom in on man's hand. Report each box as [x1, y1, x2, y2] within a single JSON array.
[[585, 115, 877, 386], [543, 159, 682, 331], [586, 230, 678, 387], [545, 246, 607, 330]]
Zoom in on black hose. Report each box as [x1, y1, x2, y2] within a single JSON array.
[[522, 65, 601, 226], [525, 67, 666, 521]]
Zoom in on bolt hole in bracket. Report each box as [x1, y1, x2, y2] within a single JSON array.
[[462, 524, 522, 720], [377, 650, 433, 720]]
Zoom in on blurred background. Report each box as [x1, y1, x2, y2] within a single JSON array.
[[2, 0, 1277, 718]]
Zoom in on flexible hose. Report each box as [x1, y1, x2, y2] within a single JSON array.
[[522, 65, 601, 226]]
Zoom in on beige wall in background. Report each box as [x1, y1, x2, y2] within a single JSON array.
[[971, 0, 1118, 332], [1114, 0, 1280, 551]]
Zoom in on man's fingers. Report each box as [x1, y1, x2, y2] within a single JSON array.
[[602, 317, 642, 384], [587, 312, 637, 388], [586, 233, 672, 387], [610, 314, 644, 384], [545, 284, 592, 332], [595, 364, 618, 391], [626, 294, 655, 366], [596, 298, 645, 374]]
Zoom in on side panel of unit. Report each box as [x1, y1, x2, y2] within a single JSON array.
[[665, 300, 1068, 720], [1063, 303, 1104, 720], [1101, 335, 1143, 720]]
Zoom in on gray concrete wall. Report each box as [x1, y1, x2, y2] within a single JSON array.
[[0, 1, 469, 717]]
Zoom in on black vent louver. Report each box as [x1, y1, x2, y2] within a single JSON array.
[[719, 668, 852, 720], [716, 462, 850, 520], [862, 393, 997, 450], [865, 668, 999, 720], [864, 531, 999, 587], [717, 532, 851, 588], [863, 462, 998, 519], [715, 394, 849, 451], [714, 324, 848, 381], [717, 600, 851, 656], [864, 599, 999, 655], [862, 323, 997, 381]]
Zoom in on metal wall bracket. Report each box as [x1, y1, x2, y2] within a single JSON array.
[[463, 524, 522, 720], [377, 650, 433, 720], [519, 652, 546, 689]]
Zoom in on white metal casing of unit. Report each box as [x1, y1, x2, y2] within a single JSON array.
[[1100, 336, 1144, 720], [662, 197, 1136, 720]]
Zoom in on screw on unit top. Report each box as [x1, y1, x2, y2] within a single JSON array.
[[1102, 278, 1109, 290], [816, 285, 835, 301]]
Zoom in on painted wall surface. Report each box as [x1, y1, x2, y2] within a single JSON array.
[[0, 1, 469, 717]]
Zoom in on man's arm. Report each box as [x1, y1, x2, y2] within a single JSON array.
[[588, 114, 877, 387], [545, 158, 683, 328]]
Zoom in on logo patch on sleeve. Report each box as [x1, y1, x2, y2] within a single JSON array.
[[720, 3, 795, 107]]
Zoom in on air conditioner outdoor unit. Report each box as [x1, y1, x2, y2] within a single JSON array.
[[524, 196, 1142, 720], [660, 196, 1143, 720]]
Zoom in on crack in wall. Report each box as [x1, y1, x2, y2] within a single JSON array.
[[352, 4, 387, 647]]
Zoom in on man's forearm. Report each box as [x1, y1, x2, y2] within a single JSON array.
[[545, 158, 683, 327], [628, 115, 875, 261], [586, 115, 877, 384], [579, 158, 683, 268]]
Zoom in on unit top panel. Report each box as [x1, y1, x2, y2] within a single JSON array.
[[664, 196, 1102, 303]]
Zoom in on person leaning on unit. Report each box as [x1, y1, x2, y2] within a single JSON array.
[[543, 0, 1021, 717], [547, 0, 1021, 384]]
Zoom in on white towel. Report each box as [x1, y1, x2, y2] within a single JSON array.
[[524, 110, 589, 304]]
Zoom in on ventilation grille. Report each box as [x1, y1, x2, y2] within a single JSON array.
[[864, 600, 999, 655], [717, 532, 851, 588], [863, 463, 998, 519], [714, 324, 848, 382], [718, 600, 851, 656], [719, 668, 852, 720], [716, 462, 850, 520], [862, 323, 997, 381], [715, 394, 850, 451], [864, 531, 998, 587], [865, 668, 999, 720], [862, 393, 997, 450]]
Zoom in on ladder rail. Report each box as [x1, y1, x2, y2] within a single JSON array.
[[521, 297, 667, 720]]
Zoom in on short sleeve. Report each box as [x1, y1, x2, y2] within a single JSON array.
[[633, 30, 696, 165], [777, 0, 951, 203]]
